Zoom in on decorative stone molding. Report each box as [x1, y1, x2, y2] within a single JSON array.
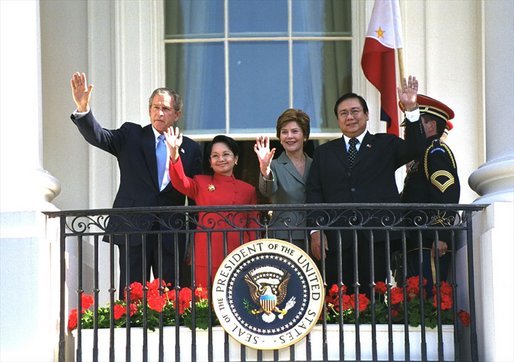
[[469, 158, 514, 203]]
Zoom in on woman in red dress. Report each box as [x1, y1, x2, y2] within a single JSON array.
[[165, 127, 259, 287]]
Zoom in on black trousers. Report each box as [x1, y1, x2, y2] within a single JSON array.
[[117, 228, 177, 299], [323, 238, 388, 297]]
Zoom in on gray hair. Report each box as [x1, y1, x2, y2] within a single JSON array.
[[148, 88, 183, 112]]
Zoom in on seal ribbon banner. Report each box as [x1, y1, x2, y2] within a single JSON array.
[[212, 238, 325, 350]]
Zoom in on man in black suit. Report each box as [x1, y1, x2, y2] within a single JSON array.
[[306, 76, 425, 296], [70, 72, 202, 296]]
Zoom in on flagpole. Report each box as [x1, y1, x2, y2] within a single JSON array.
[[396, 2, 405, 137], [397, 47, 405, 82]]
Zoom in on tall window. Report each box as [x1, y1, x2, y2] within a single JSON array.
[[164, 0, 353, 140]]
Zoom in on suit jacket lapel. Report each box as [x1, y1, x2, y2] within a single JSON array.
[[278, 152, 305, 184], [335, 137, 351, 169], [352, 132, 373, 168], [142, 125, 159, 188]]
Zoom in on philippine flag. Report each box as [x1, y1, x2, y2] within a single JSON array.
[[361, 0, 403, 136]]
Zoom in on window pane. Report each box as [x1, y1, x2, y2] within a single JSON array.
[[292, 0, 352, 36], [165, 43, 226, 134], [229, 42, 289, 133], [229, 0, 288, 37], [165, 0, 224, 39], [163, 0, 354, 137], [293, 40, 352, 133]]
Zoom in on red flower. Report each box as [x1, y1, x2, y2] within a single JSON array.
[[113, 304, 126, 320], [439, 281, 453, 297], [147, 279, 169, 299], [406, 275, 427, 287], [325, 285, 352, 312], [433, 293, 453, 311], [172, 287, 193, 314], [458, 309, 471, 327], [405, 276, 426, 300], [148, 293, 167, 313], [66, 280, 216, 331], [326, 284, 347, 307], [179, 287, 193, 304], [129, 303, 138, 317], [68, 294, 94, 330], [147, 278, 162, 291], [390, 287, 404, 305], [125, 282, 144, 302], [68, 308, 78, 331], [194, 285, 208, 301], [165, 289, 177, 302], [375, 281, 387, 295], [82, 294, 94, 310], [328, 284, 339, 297], [322, 275, 471, 329], [341, 294, 353, 311], [440, 294, 452, 310], [328, 284, 347, 296], [350, 293, 370, 312]]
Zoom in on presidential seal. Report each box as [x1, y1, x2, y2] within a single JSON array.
[[212, 238, 324, 350]]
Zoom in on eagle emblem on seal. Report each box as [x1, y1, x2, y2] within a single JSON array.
[[244, 266, 296, 323]]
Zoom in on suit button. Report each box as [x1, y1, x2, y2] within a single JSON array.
[[350, 187, 356, 192], [347, 172, 351, 177]]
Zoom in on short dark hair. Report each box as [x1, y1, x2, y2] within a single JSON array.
[[333, 93, 369, 116], [275, 108, 311, 140], [148, 88, 183, 112], [207, 135, 240, 157], [422, 114, 446, 138]]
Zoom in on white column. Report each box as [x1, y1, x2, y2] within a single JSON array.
[[0, 0, 61, 211], [468, 0, 514, 204], [0, 1, 60, 361], [468, 3, 514, 361]]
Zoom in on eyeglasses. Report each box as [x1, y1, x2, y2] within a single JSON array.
[[339, 108, 363, 119], [210, 152, 234, 161]]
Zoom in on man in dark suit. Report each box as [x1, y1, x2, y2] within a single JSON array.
[[306, 76, 425, 296], [70, 72, 202, 296], [400, 94, 460, 296]]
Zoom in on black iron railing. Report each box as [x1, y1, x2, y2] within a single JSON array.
[[46, 203, 485, 362]]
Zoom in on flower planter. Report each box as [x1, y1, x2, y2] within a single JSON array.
[[297, 324, 454, 361], [73, 326, 227, 362], [73, 324, 453, 361]]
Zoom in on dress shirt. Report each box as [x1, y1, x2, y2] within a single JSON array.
[[343, 132, 366, 151], [152, 128, 170, 190]]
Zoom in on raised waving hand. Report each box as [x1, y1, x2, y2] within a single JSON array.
[[254, 136, 276, 179], [397, 75, 419, 112], [70, 72, 94, 113], [164, 126, 183, 163]]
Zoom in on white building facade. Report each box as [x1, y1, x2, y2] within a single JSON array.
[[0, 0, 513, 360]]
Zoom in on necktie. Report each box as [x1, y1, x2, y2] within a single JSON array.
[[156, 134, 167, 189], [348, 137, 358, 168]]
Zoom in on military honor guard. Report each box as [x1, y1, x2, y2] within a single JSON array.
[[400, 94, 460, 295]]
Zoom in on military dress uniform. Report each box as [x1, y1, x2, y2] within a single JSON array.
[[400, 95, 460, 295]]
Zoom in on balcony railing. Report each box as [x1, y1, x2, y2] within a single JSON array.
[[46, 203, 485, 362]]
